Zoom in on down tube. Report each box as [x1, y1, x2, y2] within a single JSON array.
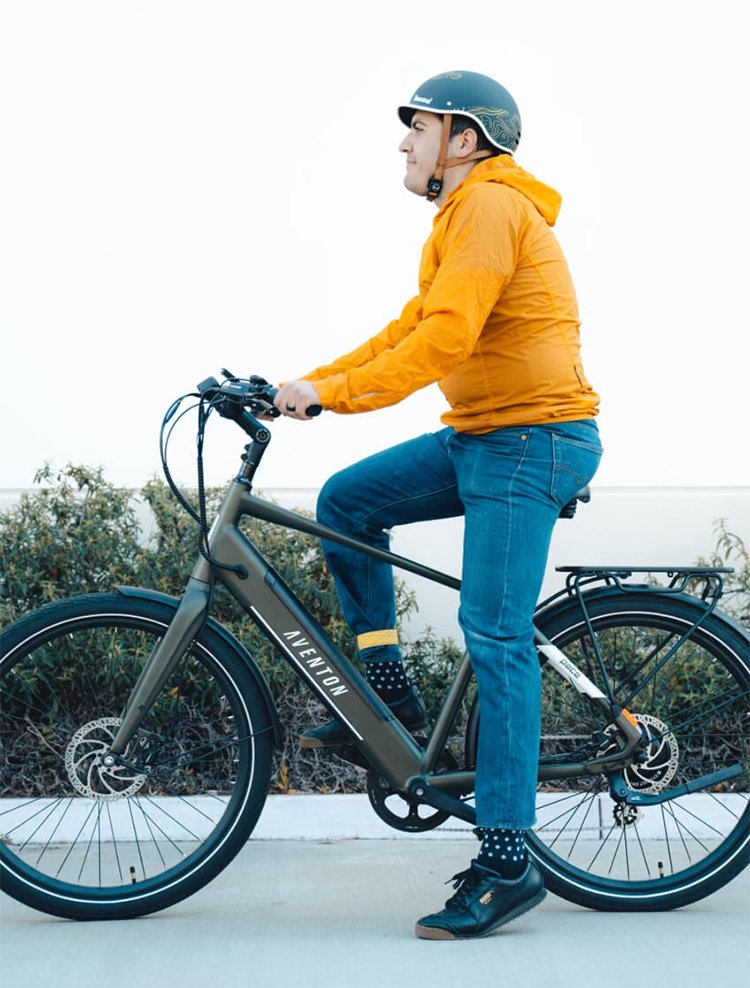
[[210, 522, 425, 786]]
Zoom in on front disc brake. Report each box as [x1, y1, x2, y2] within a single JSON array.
[[65, 718, 147, 799]]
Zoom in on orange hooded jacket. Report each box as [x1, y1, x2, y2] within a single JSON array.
[[304, 155, 599, 432]]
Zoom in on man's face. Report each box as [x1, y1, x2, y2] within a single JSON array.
[[399, 110, 443, 197]]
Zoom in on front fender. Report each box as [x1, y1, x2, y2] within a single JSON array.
[[116, 585, 282, 749]]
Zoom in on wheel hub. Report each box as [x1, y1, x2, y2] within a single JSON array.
[[603, 712, 679, 793], [64, 718, 146, 799], [613, 802, 642, 828]]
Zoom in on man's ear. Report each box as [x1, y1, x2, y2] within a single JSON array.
[[452, 127, 479, 159]]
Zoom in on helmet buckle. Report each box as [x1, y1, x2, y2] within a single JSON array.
[[426, 177, 443, 200]]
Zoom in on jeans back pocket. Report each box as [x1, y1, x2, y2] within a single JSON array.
[[550, 430, 603, 508]]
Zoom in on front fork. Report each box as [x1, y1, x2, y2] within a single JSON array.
[[107, 576, 213, 756]]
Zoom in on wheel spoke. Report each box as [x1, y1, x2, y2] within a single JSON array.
[[138, 795, 203, 841], [630, 815, 652, 878], [127, 796, 149, 881], [55, 799, 98, 879], [667, 797, 727, 838], [705, 789, 742, 821], [660, 803, 676, 874], [132, 797, 173, 865], [17, 797, 68, 852], [566, 790, 600, 860], [105, 801, 125, 884]]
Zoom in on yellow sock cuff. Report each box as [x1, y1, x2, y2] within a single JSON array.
[[356, 629, 399, 650]]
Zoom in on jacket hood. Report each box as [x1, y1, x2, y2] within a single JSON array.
[[453, 155, 562, 226]]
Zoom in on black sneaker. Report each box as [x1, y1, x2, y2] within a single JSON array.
[[298, 686, 427, 749], [415, 860, 546, 940]]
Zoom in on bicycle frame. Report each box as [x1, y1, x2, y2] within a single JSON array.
[[106, 433, 730, 824]]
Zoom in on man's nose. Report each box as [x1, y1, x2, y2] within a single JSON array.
[[399, 134, 411, 152]]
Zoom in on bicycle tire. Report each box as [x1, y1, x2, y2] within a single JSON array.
[[0, 593, 275, 920], [527, 590, 749, 910]]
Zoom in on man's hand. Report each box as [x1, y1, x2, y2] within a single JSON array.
[[274, 380, 322, 420]]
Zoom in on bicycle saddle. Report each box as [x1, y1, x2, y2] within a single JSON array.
[[558, 485, 591, 519]]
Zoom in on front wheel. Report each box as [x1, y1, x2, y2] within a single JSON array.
[[529, 591, 749, 910], [0, 593, 275, 919]]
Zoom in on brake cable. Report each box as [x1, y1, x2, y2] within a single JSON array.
[[159, 390, 247, 578]]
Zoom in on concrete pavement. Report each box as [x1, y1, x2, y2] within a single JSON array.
[[1, 835, 748, 988]]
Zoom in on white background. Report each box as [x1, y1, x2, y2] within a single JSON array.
[[1, 0, 748, 491]]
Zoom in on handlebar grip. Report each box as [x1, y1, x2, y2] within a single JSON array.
[[266, 387, 322, 418]]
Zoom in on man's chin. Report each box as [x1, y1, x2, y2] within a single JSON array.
[[403, 174, 429, 198]]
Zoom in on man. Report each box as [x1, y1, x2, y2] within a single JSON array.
[[274, 70, 602, 939]]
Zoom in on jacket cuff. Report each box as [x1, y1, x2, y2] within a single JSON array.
[[311, 374, 347, 409]]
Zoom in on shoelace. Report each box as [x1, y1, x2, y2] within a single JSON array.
[[445, 866, 483, 908]]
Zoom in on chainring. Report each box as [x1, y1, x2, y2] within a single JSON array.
[[366, 750, 459, 832]]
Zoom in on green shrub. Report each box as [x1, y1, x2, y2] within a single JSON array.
[[0, 464, 454, 793], [694, 518, 750, 625], [0, 464, 142, 619]]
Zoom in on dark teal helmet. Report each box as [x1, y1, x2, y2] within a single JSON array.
[[398, 70, 522, 154]]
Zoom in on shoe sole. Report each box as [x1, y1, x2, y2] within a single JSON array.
[[414, 888, 547, 941], [298, 737, 327, 749]]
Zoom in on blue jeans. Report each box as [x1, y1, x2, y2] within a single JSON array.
[[317, 420, 603, 828]]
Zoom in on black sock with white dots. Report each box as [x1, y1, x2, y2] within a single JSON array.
[[363, 647, 409, 704], [475, 827, 527, 880]]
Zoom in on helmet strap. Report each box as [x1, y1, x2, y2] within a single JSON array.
[[426, 116, 453, 201], [426, 115, 494, 202]]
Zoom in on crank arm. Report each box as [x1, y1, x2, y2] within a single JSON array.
[[407, 776, 477, 825], [609, 765, 743, 806]]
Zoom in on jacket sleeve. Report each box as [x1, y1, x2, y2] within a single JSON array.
[[310, 187, 520, 414]]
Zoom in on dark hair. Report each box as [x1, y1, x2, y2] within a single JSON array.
[[446, 114, 504, 155]]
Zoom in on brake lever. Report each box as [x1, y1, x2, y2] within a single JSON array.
[[248, 396, 281, 418]]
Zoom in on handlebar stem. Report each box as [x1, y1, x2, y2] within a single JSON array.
[[221, 401, 271, 443], [237, 436, 271, 486]]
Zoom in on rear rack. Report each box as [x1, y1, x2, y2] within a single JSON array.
[[545, 566, 735, 708], [555, 565, 733, 605]]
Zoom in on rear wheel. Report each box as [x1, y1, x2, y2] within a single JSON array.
[[529, 592, 749, 910], [0, 593, 275, 919]]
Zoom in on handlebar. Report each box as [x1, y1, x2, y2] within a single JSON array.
[[196, 372, 322, 422], [161, 372, 319, 533]]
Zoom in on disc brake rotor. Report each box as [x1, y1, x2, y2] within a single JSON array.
[[64, 717, 146, 799], [602, 711, 680, 793]]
